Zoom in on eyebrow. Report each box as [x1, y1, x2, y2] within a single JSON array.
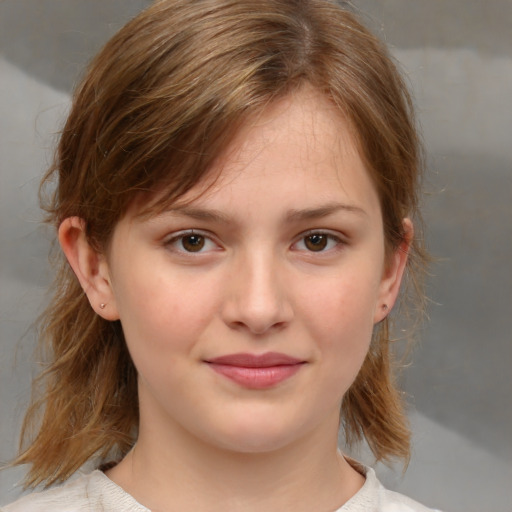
[[162, 202, 366, 224], [285, 202, 367, 222], [162, 206, 232, 224]]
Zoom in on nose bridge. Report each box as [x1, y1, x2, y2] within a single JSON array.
[[223, 244, 292, 334]]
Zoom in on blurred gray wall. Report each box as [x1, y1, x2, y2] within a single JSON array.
[[1, 1, 511, 510]]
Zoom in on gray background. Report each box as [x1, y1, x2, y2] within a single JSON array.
[[1, 1, 511, 510]]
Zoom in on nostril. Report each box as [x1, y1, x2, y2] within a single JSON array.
[[227, 316, 290, 336]]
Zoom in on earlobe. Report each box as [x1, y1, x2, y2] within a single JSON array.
[[58, 217, 119, 321], [374, 218, 413, 324]]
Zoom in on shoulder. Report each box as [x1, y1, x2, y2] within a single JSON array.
[[340, 464, 442, 512], [1, 470, 149, 512], [377, 486, 441, 512]]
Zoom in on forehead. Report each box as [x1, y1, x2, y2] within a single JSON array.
[[139, 87, 377, 218]]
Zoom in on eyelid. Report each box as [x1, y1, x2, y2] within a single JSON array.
[[291, 229, 346, 252], [163, 229, 222, 253]]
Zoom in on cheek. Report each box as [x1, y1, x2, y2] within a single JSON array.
[[295, 264, 381, 379], [298, 269, 380, 339], [111, 260, 222, 364], [290, 277, 376, 413]]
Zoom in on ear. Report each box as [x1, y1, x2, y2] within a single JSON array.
[[374, 218, 413, 324], [58, 217, 119, 321]]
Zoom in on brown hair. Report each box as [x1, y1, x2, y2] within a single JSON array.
[[14, 0, 427, 487]]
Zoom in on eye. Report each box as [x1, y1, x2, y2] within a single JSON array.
[[165, 231, 219, 254], [293, 231, 343, 253], [180, 234, 206, 252]]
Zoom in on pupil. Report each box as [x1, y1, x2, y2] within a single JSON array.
[[305, 234, 327, 251], [182, 235, 205, 252]]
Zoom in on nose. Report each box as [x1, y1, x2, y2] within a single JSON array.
[[221, 250, 293, 335]]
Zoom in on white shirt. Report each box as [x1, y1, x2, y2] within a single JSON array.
[[1, 466, 441, 511]]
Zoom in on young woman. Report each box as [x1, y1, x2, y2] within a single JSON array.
[[2, 0, 437, 510]]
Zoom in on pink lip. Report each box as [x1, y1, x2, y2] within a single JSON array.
[[205, 352, 305, 389]]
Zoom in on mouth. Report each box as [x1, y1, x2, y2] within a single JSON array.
[[204, 352, 306, 389]]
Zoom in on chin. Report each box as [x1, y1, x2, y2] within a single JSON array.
[[201, 412, 309, 455], [216, 433, 299, 455]]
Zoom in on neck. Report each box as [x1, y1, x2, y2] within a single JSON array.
[[107, 412, 364, 512]]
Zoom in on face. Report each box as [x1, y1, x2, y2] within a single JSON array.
[[100, 88, 406, 454]]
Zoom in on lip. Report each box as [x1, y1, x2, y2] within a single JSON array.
[[205, 352, 305, 389]]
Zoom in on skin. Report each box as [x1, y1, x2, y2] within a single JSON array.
[[60, 87, 411, 512]]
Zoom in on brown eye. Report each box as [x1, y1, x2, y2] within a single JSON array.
[[304, 234, 328, 251], [181, 234, 205, 252]]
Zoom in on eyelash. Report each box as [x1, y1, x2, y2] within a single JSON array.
[[292, 230, 345, 253], [164, 229, 345, 255], [164, 230, 220, 254]]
